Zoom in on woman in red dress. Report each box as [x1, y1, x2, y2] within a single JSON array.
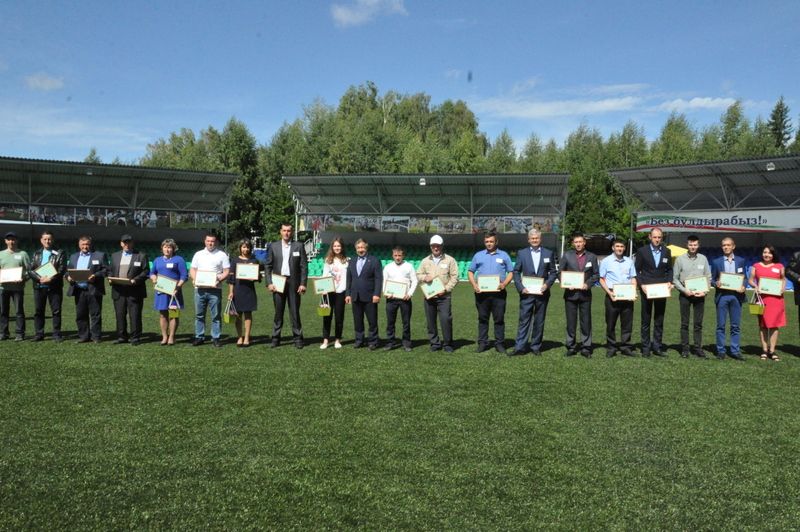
[[748, 244, 786, 361]]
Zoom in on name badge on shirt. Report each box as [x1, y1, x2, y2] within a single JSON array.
[[495, 258, 504, 264], [544, 258, 550, 263], [585, 261, 592, 267], [14, 254, 21, 260], [662, 258, 668, 264], [134, 261, 142, 267], [737, 267, 743, 273], [292, 251, 300, 257], [439, 263, 449, 269], [166, 263, 174, 269], [772, 267, 780, 273], [92, 260, 99, 265], [697, 264, 704, 269], [52, 251, 59, 255]]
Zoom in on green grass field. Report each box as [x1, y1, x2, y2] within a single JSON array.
[[2, 283, 799, 530]]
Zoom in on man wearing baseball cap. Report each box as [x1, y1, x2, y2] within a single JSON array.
[[109, 234, 150, 345], [416, 234, 459, 352], [0, 231, 31, 341]]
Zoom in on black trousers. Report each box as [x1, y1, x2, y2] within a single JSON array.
[[74, 288, 103, 341], [352, 299, 379, 346], [605, 295, 633, 352], [639, 290, 666, 352], [679, 293, 705, 351], [322, 291, 346, 340], [565, 297, 592, 350], [475, 291, 506, 347], [272, 287, 303, 341], [423, 294, 453, 348], [0, 290, 25, 337], [33, 286, 63, 337], [113, 294, 144, 341], [385, 298, 412, 347]]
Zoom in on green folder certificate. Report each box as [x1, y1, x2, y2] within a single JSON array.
[[521, 276, 543, 294], [612, 283, 636, 300], [644, 283, 671, 299], [560, 271, 585, 289], [35, 262, 57, 279], [478, 275, 500, 292], [759, 277, 782, 296], [421, 277, 445, 299], [314, 276, 335, 295], [384, 279, 409, 298], [154, 275, 178, 295], [194, 269, 218, 288], [271, 274, 287, 294], [718, 272, 744, 290], [685, 276, 709, 293]]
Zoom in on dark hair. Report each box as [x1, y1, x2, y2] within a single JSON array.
[[324, 237, 347, 264], [78, 235, 92, 243], [280, 222, 293, 229], [41, 230, 55, 239], [612, 238, 626, 247], [762, 244, 779, 262], [687, 234, 699, 243], [204, 232, 217, 241], [238, 239, 253, 255], [392, 246, 405, 254], [571, 232, 585, 240], [483, 231, 498, 240]]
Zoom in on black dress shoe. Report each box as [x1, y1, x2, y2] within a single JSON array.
[[530, 350, 542, 356], [565, 349, 578, 357], [716, 353, 726, 360], [509, 350, 527, 357], [114, 338, 129, 344], [270, 340, 280, 348], [31, 335, 45, 342], [475, 344, 490, 353], [353, 343, 365, 349], [76, 338, 91, 344], [130, 339, 141, 346], [403, 346, 412, 352], [495, 345, 507, 354], [653, 350, 667, 357], [729, 354, 744, 361], [694, 350, 707, 359], [192, 338, 205, 346], [368, 344, 378, 351], [622, 350, 636, 357], [443, 346, 454, 353], [681, 350, 690, 358], [212, 339, 222, 348], [430, 345, 441, 352], [384, 343, 396, 351], [53, 336, 63, 343], [295, 342, 304, 350], [581, 350, 592, 358]]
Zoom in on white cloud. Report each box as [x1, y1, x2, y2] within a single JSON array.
[[444, 68, 462, 80], [331, 0, 407, 28], [657, 97, 737, 112], [582, 83, 650, 96], [510, 77, 540, 95], [472, 96, 642, 119], [25, 72, 64, 91]]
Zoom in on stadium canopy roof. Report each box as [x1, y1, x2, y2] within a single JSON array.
[[609, 154, 800, 211], [283, 174, 570, 218], [0, 156, 239, 213]]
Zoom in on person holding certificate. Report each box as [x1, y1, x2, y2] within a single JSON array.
[[150, 239, 188, 346], [634, 227, 672, 357], [599, 239, 638, 357], [0, 231, 31, 341], [265, 222, 308, 349], [786, 250, 800, 336], [66, 235, 109, 343], [382, 246, 418, 352], [345, 239, 383, 350], [416, 235, 459, 353], [468, 232, 513, 354], [748, 245, 786, 361], [672, 235, 712, 358], [511, 228, 557, 356], [228, 239, 261, 348], [29, 230, 67, 342], [189, 233, 230, 348], [559, 232, 600, 358], [109, 235, 150, 346], [320, 238, 348, 349], [710, 237, 747, 360]]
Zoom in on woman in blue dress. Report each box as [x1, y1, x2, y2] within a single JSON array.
[[150, 238, 188, 345]]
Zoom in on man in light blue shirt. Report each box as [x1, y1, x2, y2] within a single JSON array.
[[599, 239, 637, 357], [468, 232, 514, 353]]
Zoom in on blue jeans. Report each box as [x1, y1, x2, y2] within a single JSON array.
[[716, 293, 742, 355], [195, 288, 222, 340]]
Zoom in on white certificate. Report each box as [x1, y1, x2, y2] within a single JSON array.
[[521, 276, 543, 294], [644, 283, 671, 299], [271, 274, 287, 294], [236, 263, 260, 281], [560, 271, 585, 290], [194, 269, 218, 288], [0, 267, 23, 283]]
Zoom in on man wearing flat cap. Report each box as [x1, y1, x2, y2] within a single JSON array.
[[0, 231, 31, 341], [109, 234, 149, 345]]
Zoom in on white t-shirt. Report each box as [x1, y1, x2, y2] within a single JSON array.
[[322, 257, 349, 293], [191, 248, 230, 274]]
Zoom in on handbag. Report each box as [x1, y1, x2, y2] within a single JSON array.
[[167, 294, 180, 319], [748, 291, 765, 316], [223, 298, 238, 323], [317, 293, 331, 317]]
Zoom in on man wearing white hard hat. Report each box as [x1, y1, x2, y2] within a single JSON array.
[[416, 235, 459, 352]]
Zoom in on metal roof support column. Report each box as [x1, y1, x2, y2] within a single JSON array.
[[469, 185, 474, 231]]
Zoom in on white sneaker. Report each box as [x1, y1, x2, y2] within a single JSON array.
[[334, 340, 342, 349], [320, 341, 329, 350]]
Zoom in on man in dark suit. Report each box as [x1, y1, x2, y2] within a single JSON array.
[[29, 230, 67, 342], [512, 228, 558, 356], [559, 232, 600, 358], [66, 235, 108, 343], [710, 237, 747, 360], [264, 222, 308, 348], [634, 227, 672, 357], [345, 238, 383, 350], [109, 234, 150, 345], [787, 249, 800, 336]]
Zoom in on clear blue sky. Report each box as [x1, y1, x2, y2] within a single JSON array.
[[2, 0, 798, 162]]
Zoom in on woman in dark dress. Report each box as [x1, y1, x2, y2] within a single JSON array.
[[228, 239, 260, 347]]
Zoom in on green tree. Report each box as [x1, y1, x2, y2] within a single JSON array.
[[650, 113, 697, 164], [485, 130, 517, 172], [719, 100, 751, 158], [84, 147, 102, 164], [767, 96, 793, 151], [605, 121, 648, 168], [696, 125, 722, 161]]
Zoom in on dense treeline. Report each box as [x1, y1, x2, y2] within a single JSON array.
[[97, 82, 797, 242]]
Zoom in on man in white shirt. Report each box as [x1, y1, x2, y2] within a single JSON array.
[[189, 233, 230, 348], [383, 246, 418, 352], [264, 223, 308, 348]]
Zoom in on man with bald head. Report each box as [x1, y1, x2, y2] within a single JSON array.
[[634, 228, 672, 357]]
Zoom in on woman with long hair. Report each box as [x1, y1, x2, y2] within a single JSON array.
[[320, 237, 348, 349], [748, 244, 786, 361]]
